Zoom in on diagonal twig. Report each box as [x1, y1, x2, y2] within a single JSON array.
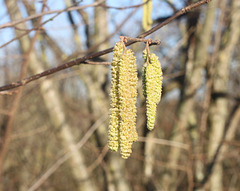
[[27, 114, 108, 191], [0, 0, 105, 29], [0, 0, 212, 92]]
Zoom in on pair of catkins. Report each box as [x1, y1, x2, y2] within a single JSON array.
[[108, 42, 163, 159]]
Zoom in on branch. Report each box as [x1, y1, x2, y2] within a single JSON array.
[[0, 0, 149, 30], [0, 0, 105, 29], [27, 114, 107, 191], [120, 36, 161, 45], [100, 0, 150, 10], [0, 0, 212, 92], [0, 0, 105, 49], [138, 0, 212, 38]]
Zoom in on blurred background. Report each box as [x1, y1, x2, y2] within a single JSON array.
[[0, 0, 239, 191]]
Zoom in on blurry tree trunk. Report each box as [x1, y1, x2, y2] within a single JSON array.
[[64, 0, 82, 50], [207, 0, 240, 190], [217, 104, 240, 162], [72, 0, 91, 49], [143, 131, 156, 190], [4, 1, 95, 191], [78, 1, 132, 190], [163, 1, 218, 190]]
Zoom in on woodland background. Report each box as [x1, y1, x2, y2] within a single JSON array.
[[0, 0, 240, 191]]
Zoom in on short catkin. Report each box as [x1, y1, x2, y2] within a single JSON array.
[[108, 42, 123, 151], [142, 49, 163, 130]]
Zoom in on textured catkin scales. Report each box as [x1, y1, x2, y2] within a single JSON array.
[[108, 42, 124, 151], [142, 50, 147, 97], [142, 49, 163, 130], [108, 43, 138, 159], [118, 49, 138, 159]]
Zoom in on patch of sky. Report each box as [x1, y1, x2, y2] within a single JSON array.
[[153, 0, 185, 19], [0, 0, 9, 23], [164, 88, 180, 101], [0, 0, 19, 57], [0, 0, 186, 64], [107, 0, 141, 45], [41, 0, 75, 55]]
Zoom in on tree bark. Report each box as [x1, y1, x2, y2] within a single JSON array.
[[207, 0, 240, 190], [163, 1, 218, 190], [4, 1, 96, 191]]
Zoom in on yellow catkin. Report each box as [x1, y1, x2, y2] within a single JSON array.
[[142, 0, 153, 31], [119, 49, 138, 159], [142, 49, 163, 130], [108, 42, 124, 151], [142, 50, 148, 97]]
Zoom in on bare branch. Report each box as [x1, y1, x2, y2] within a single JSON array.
[[101, 0, 150, 10], [138, 0, 212, 38], [0, 0, 105, 29], [138, 137, 189, 150], [0, 0, 212, 92], [27, 114, 107, 191], [0, 0, 105, 49], [120, 36, 161, 45]]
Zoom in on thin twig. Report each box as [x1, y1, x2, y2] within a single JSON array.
[[138, 136, 189, 150], [0, 0, 105, 29], [133, 153, 188, 172], [101, 0, 150, 10], [11, 126, 48, 140], [120, 36, 161, 45], [138, 0, 212, 38], [0, 0, 145, 30], [82, 61, 111, 65], [0, 0, 48, 180], [27, 114, 108, 191], [0, 1, 105, 49], [87, 145, 109, 173], [0, 0, 212, 92]]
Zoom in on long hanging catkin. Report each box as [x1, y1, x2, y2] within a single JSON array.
[[108, 42, 123, 151], [108, 42, 138, 159], [118, 49, 138, 159], [142, 49, 163, 130]]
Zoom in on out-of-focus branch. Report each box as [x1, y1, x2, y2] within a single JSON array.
[[27, 114, 107, 191], [101, 1, 150, 10], [120, 36, 161, 45], [138, 136, 189, 150], [163, 0, 178, 13], [0, 0, 47, 180], [139, 0, 211, 38], [0, 0, 105, 29], [0, 0, 105, 49], [196, 103, 240, 190], [0, 0, 212, 92], [0, 0, 150, 30]]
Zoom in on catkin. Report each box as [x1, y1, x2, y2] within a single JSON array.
[[142, 49, 163, 130], [142, 0, 153, 31], [108, 42, 138, 159], [119, 49, 138, 159], [108, 42, 123, 151]]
